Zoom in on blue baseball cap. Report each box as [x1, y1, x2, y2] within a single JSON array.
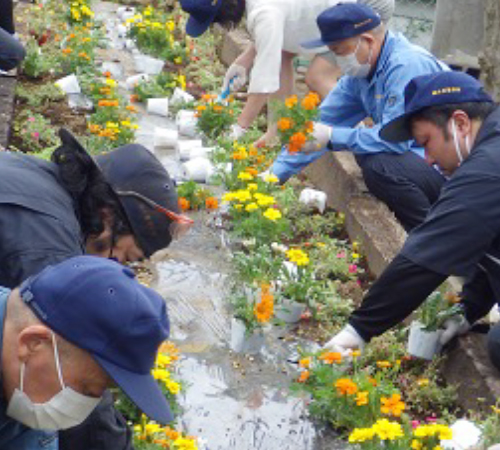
[[380, 71, 494, 142], [19, 256, 173, 424], [180, 0, 224, 37], [302, 3, 381, 49]]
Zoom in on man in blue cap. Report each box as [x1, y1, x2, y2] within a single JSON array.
[[269, 2, 449, 231], [323, 71, 500, 373], [0, 255, 172, 449]]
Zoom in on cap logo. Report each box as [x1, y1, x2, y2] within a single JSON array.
[[432, 87, 461, 96], [212, 0, 217, 5], [354, 18, 372, 29]]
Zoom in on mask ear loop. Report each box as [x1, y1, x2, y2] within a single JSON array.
[[20, 361, 25, 392], [51, 333, 66, 389], [451, 119, 463, 164]]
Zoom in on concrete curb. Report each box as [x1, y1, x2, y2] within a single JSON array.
[[218, 28, 499, 411], [0, 77, 16, 149]]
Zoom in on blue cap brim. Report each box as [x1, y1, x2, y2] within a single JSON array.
[[95, 354, 173, 425], [379, 114, 414, 143], [301, 38, 330, 49], [186, 15, 214, 37]]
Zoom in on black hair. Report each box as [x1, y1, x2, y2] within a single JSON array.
[[51, 145, 131, 242], [213, 0, 246, 30], [412, 101, 496, 139]]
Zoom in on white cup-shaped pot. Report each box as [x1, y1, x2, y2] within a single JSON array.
[[154, 127, 178, 149], [55, 74, 81, 95], [116, 23, 128, 38], [170, 87, 195, 106], [189, 147, 214, 160], [121, 10, 135, 21], [133, 54, 164, 75], [275, 299, 306, 324], [117, 6, 135, 20], [230, 318, 265, 354], [299, 188, 328, 214], [407, 321, 443, 360], [182, 157, 214, 183], [125, 39, 136, 51], [147, 98, 169, 117], [125, 73, 149, 91], [176, 139, 203, 161], [176, 110, 199, 137]]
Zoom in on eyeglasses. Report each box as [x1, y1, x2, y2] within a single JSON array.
[[116, 190, 194, 240]]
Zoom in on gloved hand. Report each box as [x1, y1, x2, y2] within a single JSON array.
[[301, 122, 333, 154], [439, 315, 471, 346], [322, 324, 365, 356], [228, 123, 247, 140], [222, 63, 247, 92]]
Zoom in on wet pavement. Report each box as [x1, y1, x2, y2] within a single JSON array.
[[95, 3, 347, 447]]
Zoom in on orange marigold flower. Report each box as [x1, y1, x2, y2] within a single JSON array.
[[335, 378, 358, 396], [213, 104, 224, 113], [285, 95, 298, 108], [245, 167, 258, 176], [68, 33, 76, 39], [380, 393, 405, 417], [254, 296, 274, 323], [249, 146, 258, 157], [178, 197, 190, 211], [302, 92, 321, 110], [103, 71, 111, 78], [126, 105, 138, 113], [78, 51, 89, 59], [299, 357, 311, 368], [298, 370, 310, 383], [368, 377, 378, 387], [99, 87, 111, 95], [98, 100, 109, 107], [277, 117, 293, 131], [130, 94, 139, 102], [319, 352, 342, 365], [289, 132, 307, 153], [196, 105, 207, 112], [376, 360, 392, 369], [62, 48, 72, 54], [205, 197, 218, 209], [305, 121, 314, 134]]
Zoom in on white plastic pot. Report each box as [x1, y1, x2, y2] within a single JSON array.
[[441, 419, 482, 450], [153, 127, 178, 149], [176, 110, 198, 137], [299, 188, 328, 214], [67, 93, 93, 111], [189, 147, 214, 160], [125, 73, 149, 90], [407, 321, 443, 360], [176, 139, 203, 161], [133, 54, 164, 75], [101, 62, 122, 80], [230, 318, 265, 354], [170, 87, 195, 106], [121, 10, 135, 21], [182, 157, 214, 183], [125, 39, 136, 51], [275, 299, 306, 324], [116, 6, 135, 20], [116, 23, 128, 38], [147, 98, 169, 117], [55, 74, 81, 95]]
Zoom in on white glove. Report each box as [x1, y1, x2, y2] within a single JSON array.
[[301, 122, 333, 154], [439, 316, 471, 346], [222, 63, 247, 92], [228, 123, 247, 140], [322, 324, 365, 356], [487, 445, 500, 450]]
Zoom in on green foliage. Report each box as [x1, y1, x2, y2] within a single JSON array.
[[480, 404, 500, 447], [16, 82, 65, 108], [13, 110, 58, 153], [417, 291, 463, 332], [195, 96, 237, 140], [176, 180, 215, 210], [21, 38, 58, 79], [132, 72, 186, 103], [231, 246, 284, 285]]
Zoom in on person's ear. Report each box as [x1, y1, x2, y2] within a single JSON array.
[[17, 325, 52, 362], [451, 110, 472, 135]]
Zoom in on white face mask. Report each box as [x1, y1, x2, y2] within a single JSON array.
[[6, 333, 102, 430], [336, 37, 373, 78], [450, 119, 471, 166]]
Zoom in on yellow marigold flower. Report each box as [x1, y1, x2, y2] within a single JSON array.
[[254, 193, 275, 207], [263, 208, 282, 221], [349, 427, 376, 443], [156, 353, 173, 368], [299, 357, 311, 368], [234, 204, 243, 210], [166, 20, 175, 31], [376, 360, 392, 369], [106, 121, 119, 129], [245, 202, 259, 212], [417, 378, 429, 387], [238, 171, 254, 181], [355, 391, 369, 406], [174, 56, 183, 65], [196, 105, 206, 112], [412, 439, 423, 450], [264, 174, 279, 183], [285, 95, 298, 108], [352, 350, 361, 358], [105, 78, 117, 87], [372, 419, 404, 441], [286, 248, 310, 266], [222, 192, 235, 202], [352, 252, 360, 259], [165, 379, 181, 395], [380, 393, 405, 417], [145, 423, 161, 435], [234, 190, 252, 202], [247, 183, 258, 191], [173, 437, 198, 450]]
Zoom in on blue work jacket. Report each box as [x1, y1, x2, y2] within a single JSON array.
[[321, 31, 449, 156]]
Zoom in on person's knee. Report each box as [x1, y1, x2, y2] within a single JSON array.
[[487, 322, 500, 372], [0, 35, 25, 71]]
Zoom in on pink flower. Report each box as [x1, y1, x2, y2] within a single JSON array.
[[336, 252, 346, 258], [411, 420, 420, 429], [28, 117, 35, 122], [32, 132, 40, 139], [348, 264, 358, 274], [426, 416, 437, 424]]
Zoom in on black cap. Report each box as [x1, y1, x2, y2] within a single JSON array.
[[95, 146, 180, 257], [56, 129, 179, 258]]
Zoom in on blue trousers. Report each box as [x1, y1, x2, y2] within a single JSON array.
[[271, 148, 445, 231], [488, 321, 500, 373]]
